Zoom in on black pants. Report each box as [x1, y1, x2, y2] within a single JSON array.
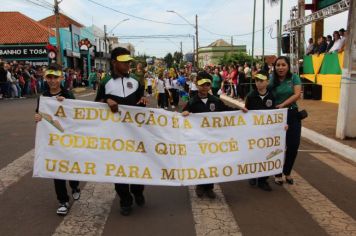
[[276, 109, 302, 177], [147, 85, 152, 95], [170, 89, 179, 106], [54, 179, 79, 203], [197, 184, 214, 190], [158, 93, 167, 108], [115, 184, 144, 207]]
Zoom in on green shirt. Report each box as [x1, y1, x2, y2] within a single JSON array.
[[212, 74, 221, 89], [269, 73, 301, 109]]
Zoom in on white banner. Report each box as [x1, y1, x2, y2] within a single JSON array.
[[34, 96, 287, 186]]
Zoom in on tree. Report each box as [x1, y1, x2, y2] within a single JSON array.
[[173, 51, 183, 64], [164, 53, 174, 68]]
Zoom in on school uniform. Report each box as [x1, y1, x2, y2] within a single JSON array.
[[36, 88, 79, 204], [245, 89, 276, 184], [95, 75, 145, 208], [183, 94, 233, 190]]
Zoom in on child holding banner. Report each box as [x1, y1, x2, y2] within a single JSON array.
[[244, 71, 276, 192], [182, 71, 245, 199], [95, 47, 148, 216], [34, 63, 81, 216]]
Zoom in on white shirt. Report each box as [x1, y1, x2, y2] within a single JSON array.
[[146, 77, 153, 86], [164, 78, 172, 89], [329, 39, 342, 52], [155, 78, 165, 93]]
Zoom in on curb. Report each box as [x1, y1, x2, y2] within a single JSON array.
[[302, 127, 356, 163]]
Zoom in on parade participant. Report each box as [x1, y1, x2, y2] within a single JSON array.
[[145, 72, 154, 96], [211, 68, 222, 97], [182, 71, 246, 199], [155, 72, 167, 108], [95, 47, 147, 216], [34, 63, 81, 216], [245, 71, 275, 191], [269, 56, 301, 185], [132, 62, 145, 87]]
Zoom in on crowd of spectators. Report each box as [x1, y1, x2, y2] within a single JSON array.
[[306, 28, 347, 55], [0, 61, 90, 99]]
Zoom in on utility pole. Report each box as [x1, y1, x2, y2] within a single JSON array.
[[262, 0, 265, 63], [336, 0, 356, 139], [277, 20, 281, 57], [180, 41, 183, 63], [54, 0, 62, 66], [278, 0, 283, 56], [104, 25, 108, 72], [195, 14, 199, 69], [251, 0, 256, 91]]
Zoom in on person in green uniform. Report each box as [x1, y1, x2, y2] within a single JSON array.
[[269, 56, 302, 185], [211, 68, 222, 97]]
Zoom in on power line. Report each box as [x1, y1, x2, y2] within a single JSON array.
[[24, 0, 53, 10], [86, 0, 189, 26]]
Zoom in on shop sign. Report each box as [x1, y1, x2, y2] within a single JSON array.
[[0, 45, 47, 59]]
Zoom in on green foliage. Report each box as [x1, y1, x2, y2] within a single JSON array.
[[164, 53, 174, 68]]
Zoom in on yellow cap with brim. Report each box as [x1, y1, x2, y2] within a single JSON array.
[[45, 70, 62, 77], [197, 78, 212, 85], [254, 73, 268, 80], [116, 54, 134, 62]]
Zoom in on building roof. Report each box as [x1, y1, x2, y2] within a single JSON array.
[[39, 13, 83, 28], [0, 12, 54, 44], [208, 39, 231, 47]]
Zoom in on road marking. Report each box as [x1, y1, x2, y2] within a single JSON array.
[[310, 153, 356, 182], [284, 171, 356, 235], [0, 149, 34, 195], [77, 92, 96, 98], [52, 183, 116, 236], [189, 184, 242, 236]]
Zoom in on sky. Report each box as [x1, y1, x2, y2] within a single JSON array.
[[2, 0, 349, 58]]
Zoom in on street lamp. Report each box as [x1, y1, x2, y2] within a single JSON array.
[[108, 18, 129, 34], [167, 10, 199, 68]]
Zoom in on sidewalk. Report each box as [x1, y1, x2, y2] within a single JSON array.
[[298, 99, 356, 163]]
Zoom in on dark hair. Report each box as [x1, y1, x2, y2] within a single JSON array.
[[327, 35, 332, 40], [271, 56, 292, 89], [257, 70, 269, 78], [110, 47, 131, 76], [47, 63, 62, 71], [339, 28, 345, 33], [197, 70, 213, 82], [110, 47, 131, 61]]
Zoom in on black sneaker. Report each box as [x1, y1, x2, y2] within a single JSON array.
[[205, 189, 216, 199], [195, 186, 204, 198], [134, 194, 145, 206], [57, 202, 70, 216], [72, 188, 81, 201], [258, 182, 272, 192], [120, 206, 132, 216], [249, 179, 257, 186]]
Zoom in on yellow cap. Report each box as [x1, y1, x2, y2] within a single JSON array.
[[254, 73, 268, 80], [116, 54, 134, 62], [197, 78, 212, 85], [45, 70, 62, 77]]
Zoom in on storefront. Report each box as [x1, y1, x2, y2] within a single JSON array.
[[0, 44, 48, 64]]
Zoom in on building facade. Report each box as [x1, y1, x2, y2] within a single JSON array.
[[198, 39, 246, 67]]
